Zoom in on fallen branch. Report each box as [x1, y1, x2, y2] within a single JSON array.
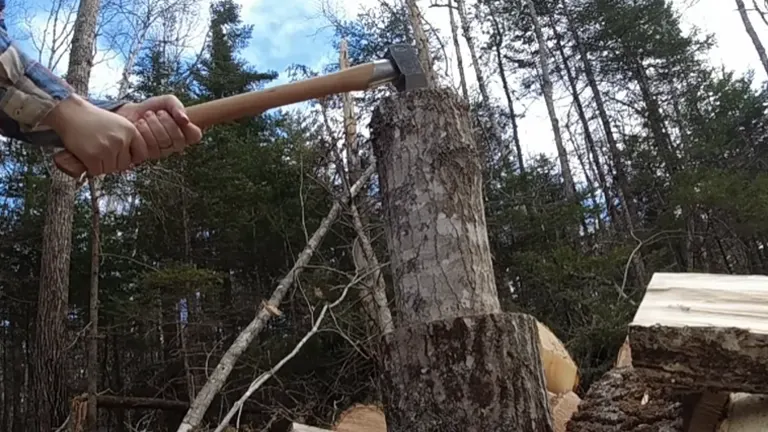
[[176, 164, 376, 432], [213, 269, 361, 432]]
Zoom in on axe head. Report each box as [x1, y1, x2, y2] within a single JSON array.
[[384, 44, 428, 92]]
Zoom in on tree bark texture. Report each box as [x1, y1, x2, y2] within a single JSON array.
[[34, 0, 101, 429], [371, 87, 551, 432], [566, 367, 685, 432], [370, 87, 501, 326], [380, 313, 553, 432], [629, 325, 768, 394]]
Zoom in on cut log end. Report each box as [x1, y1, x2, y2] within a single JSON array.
[[537, 321, 579, 394], [629, 272, 768, 394], [380, 312, 553, 432]]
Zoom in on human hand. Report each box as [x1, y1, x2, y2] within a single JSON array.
[[115, 95, 202, 160], [42, 94, 148, 176]]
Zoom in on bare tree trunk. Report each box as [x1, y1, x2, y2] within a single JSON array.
[[33, 0, 101, 429], [86, 178, 100, 431], [550, 18, 618, 232], [371, 87, 553, 431], [563, 4, 635, 220], [736, 0, 768, 76], [489, 12, 524, 173], [455, 0, 505, 157], [404, 0, 437, 87], [447, 0, 469, 101], [526, 0, 575, 200], [340, 39, 393, 335]]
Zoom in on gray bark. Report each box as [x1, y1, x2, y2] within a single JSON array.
[[370, 87, 552, 432], [33, 0, 102, 429], [370, 88, 501, 326]]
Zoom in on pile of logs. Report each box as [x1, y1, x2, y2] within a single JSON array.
[[292, 272, 768, 432], [568, 272, 768, 432]]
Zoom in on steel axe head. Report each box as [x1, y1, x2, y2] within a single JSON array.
[[368, 44, 428, 92]]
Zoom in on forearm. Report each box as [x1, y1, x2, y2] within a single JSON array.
[[0, 28, 128, 144]]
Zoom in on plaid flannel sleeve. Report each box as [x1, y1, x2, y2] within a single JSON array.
[[0, 7, 127, 146]]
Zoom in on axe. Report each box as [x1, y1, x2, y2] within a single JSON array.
[[52, 44, 426, 179]]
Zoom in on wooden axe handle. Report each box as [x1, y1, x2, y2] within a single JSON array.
[[53, 62, 378, 178]]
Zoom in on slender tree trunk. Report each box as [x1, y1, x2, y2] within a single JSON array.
[[340, 39, 393, 335], [371, 87, 553, 431], [33, 0, 102, 429], [489, 12, 525, 173], [550, 19, 616, 224], [404, 0, 437, 87], [455, 0, 505, 158], [447, 0, 469, 101], [87, 178, 100, 431], [736, 0, 768, 76], [526, 0, 575, 200]]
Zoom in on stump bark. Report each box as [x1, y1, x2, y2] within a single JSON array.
[[381, 313, 552, 432], [371, 87, 552, 432], [566, 367, 685, 432]]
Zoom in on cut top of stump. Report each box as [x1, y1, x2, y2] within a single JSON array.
[[630, 272, 768, 333]]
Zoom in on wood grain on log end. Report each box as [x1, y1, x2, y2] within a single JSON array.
[[380, 312, 553, 432], [566, 367, 685, 432], [629, 272, 768, 394], [537, 321, 579, 394], [548, 391, 580, 432]]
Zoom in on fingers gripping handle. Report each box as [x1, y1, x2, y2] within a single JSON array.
[[53, 151, 87, 178], [53, 63, 378, 178]]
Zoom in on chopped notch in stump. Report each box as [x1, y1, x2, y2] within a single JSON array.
[[629, 272, 768, 394], [381, 312, 553, 432]]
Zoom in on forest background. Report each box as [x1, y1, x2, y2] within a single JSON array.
[[1, 0, 767, 430]]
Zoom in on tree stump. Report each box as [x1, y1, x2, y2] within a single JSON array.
[[381, 313, 552, 432], [371, 87, 553, 432]]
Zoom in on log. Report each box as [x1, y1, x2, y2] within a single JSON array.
[[371, 87, 552, 432], [716, 393, 768, 431], [380, 312, 553, 432], [537, 320, 579, 394], [334, 404, 386, 432], [547, 391, 580, 432], [565, 367, 685, 432], [628, 272, 768, 394]]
